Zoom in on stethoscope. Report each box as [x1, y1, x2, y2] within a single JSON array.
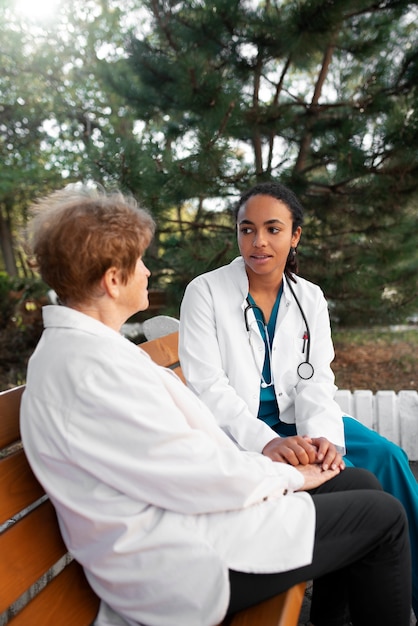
[[244, 276, 314, 381]]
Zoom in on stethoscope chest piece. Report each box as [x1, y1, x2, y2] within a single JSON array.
[[297, 360, 314, 380]]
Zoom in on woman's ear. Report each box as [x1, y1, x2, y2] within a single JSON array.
[[292, 226, 302, 247], [101, 267, 121, 299]]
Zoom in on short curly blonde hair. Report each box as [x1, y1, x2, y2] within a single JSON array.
[[28, 184, 155, 305]]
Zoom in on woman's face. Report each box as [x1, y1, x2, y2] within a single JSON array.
[[236, 194, 301, 282], [120, 256, 151, 316]]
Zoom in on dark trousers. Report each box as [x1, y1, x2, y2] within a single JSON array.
[[227, 468, 411, 626]]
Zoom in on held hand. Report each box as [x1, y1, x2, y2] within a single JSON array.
[[311, 437, 345, 471], [296, 463, 341, 491], [262, 436, 317, 466]]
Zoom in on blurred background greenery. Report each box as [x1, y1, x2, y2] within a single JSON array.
[[1, 0, 417, 389]]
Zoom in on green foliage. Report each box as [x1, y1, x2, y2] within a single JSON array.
[[0, 272, 15, 327], [1, 0, 417, 325], [153, 212, 238, 310], [93, 0, 418, 325], [0, 0, 138, 274], [0, 272, 49, 329]]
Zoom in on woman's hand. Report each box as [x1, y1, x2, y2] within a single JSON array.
[[262, 436, 317, 465], [262, 435, 345, 471], [295, 463, 341, 491], [311, 437, 345, 471]]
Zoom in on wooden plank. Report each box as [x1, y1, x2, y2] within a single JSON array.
[[276, 582, 306, 626], [219, 582, 306, 626], [0, 500, 68, 612], [353, 389, 374, 431], [140, 331, 185, 382], [171, 364, 186, 383], [0, 449, 45, 524], [399, 390, 418, 461], [0, 386, 25, 448], [8, 560, 100, 626], [139, 331, 179, 366]]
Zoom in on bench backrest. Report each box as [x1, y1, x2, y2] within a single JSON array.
[[0, 386, 100, 625], [0, 330, 304, 626], [139, 330, 184, 381]]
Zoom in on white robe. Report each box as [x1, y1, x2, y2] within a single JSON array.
[[20, 305, 315, 626]]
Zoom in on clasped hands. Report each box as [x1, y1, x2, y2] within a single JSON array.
[[262, 435, 345, 471], [262, 435, 345, 491]]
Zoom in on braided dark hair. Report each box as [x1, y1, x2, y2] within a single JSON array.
[[234, 182, 304, 281]]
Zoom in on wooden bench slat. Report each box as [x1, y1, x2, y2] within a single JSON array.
[[7, 560, 100, 626], [139, 329, 179, 366], [170, 364, 186, 382], [140, 331, 185, 381], [0, 386, 25, 448], [0, 499, 68, 612], [224, 581, 306, 626], [0, 449, 45, 524]]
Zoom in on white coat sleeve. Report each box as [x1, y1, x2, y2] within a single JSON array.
[[179, 278, 280, 453]]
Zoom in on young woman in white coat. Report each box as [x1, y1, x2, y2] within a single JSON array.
[[21, 184, 411, 626], [179, 181, 418, 624]]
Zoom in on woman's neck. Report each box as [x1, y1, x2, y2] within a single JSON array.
[[70, 300, 126, 332], [248, 270, 283, 297], [248, 274, 283, 324]]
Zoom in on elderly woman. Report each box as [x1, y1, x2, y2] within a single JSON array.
[[20, 184, 411, 626]]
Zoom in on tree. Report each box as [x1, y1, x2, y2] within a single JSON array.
[[0, 0, 135, 275], [99, 0, 418, 324], [0, 6, 60, 275], [2, 0, 417, 324]]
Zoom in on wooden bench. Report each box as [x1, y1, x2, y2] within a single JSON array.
[[0, 330, 306, 626]]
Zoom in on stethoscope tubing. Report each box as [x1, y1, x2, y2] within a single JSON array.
[[244, 276, 314, 380]]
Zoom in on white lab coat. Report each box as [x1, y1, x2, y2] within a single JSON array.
[[20, 305, 315, 626], [179, 257, 345, 454]]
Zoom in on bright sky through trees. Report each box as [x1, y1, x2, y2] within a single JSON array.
[[14, 0, 60, 22]]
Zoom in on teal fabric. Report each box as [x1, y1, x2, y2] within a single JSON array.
[[257, 399, 279, 428], [343, 416, 418, 618], [249, 288, 282, 419]]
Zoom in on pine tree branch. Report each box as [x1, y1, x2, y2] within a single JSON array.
[[294, 36, 337, 174]]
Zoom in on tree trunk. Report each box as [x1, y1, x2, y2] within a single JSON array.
[[0, 206, 18, 277]]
